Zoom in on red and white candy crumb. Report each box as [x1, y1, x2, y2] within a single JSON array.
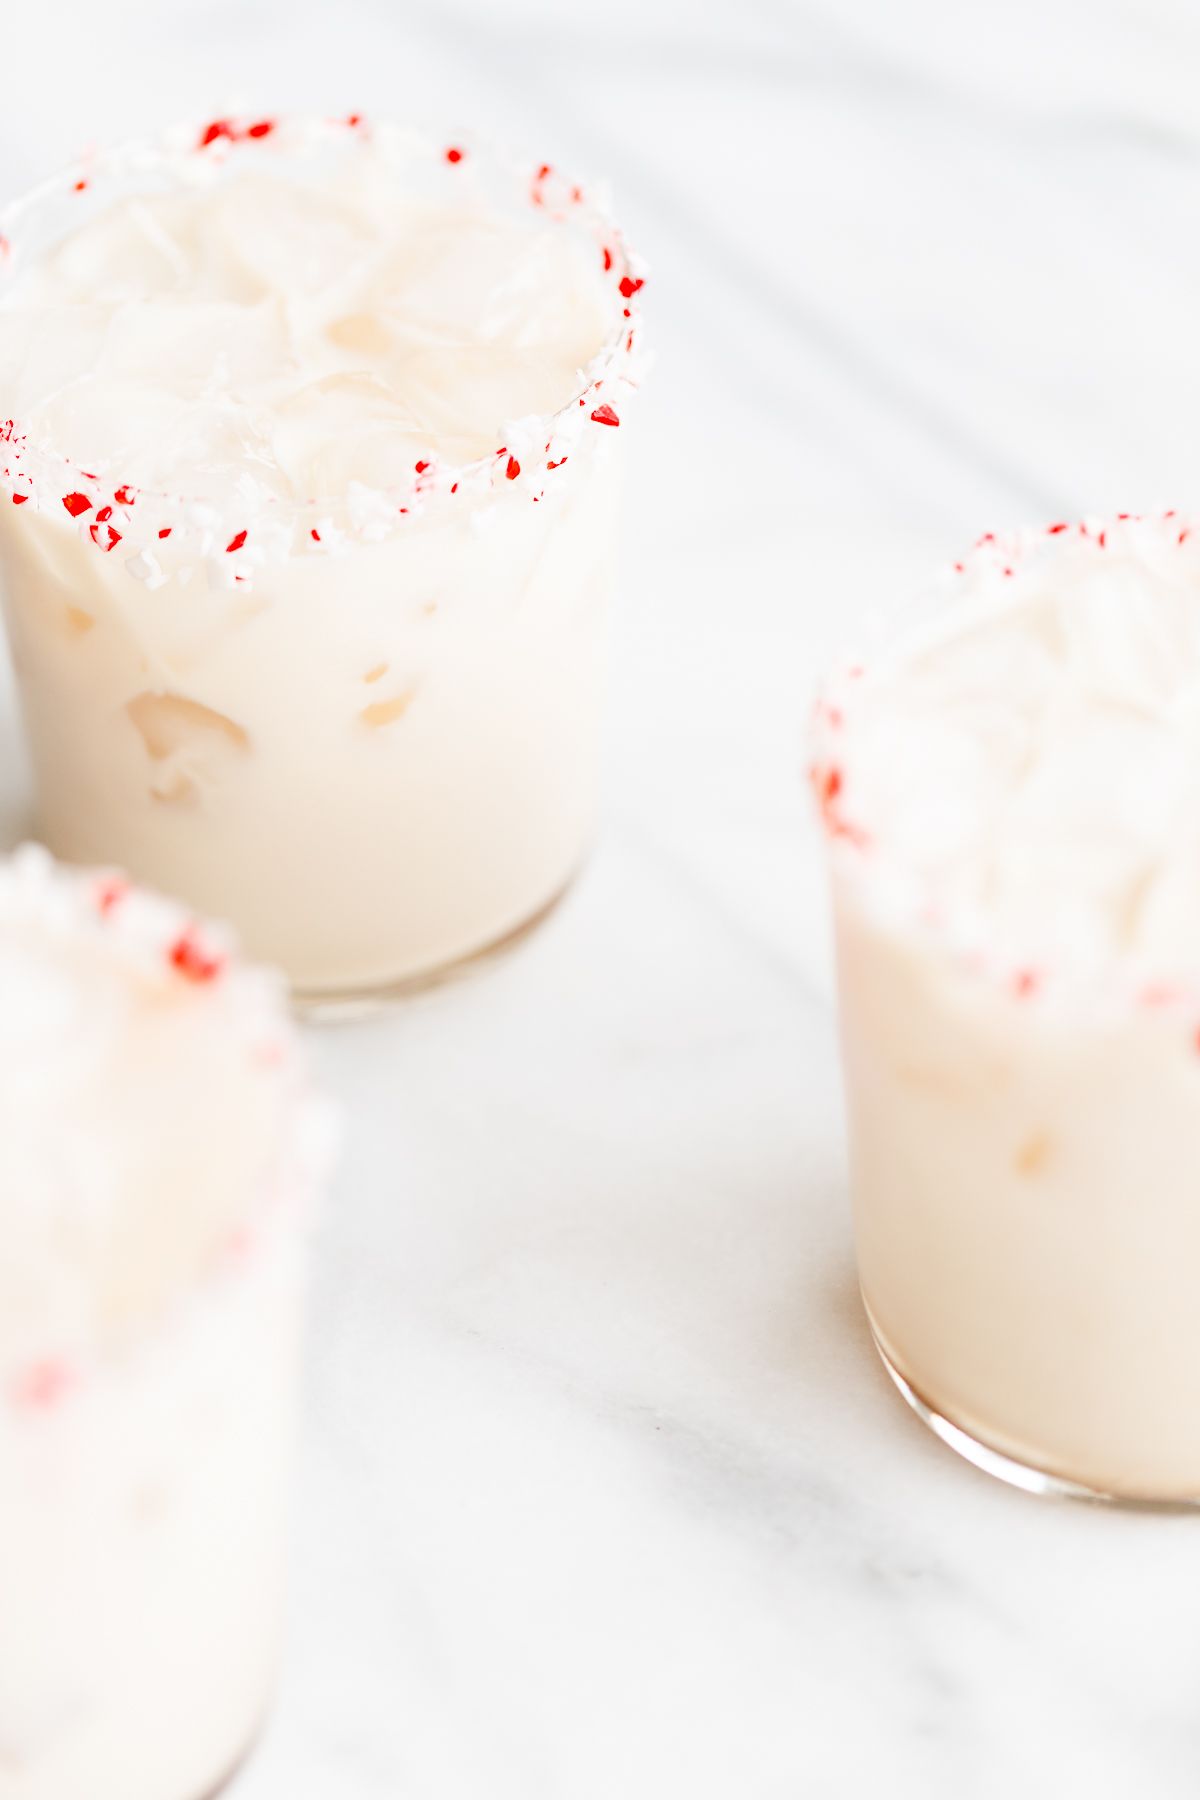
[[810, 511, 1200, 1035], [0, 116, 647, 583], [0, 842, 244, 995]]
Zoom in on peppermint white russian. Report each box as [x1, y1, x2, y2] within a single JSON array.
[[0, 846, 330, 1798], [817, 516, 1200, 1499], [0, 119, 642, 994]]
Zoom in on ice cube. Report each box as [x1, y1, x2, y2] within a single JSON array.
[[0, 304, 113, 422], [206, 176, 376, 303], [269, 371, 426, 498], [99, 297, 289, 396], [49, 193, 198, 300], [370, 208, 609, 356], [28, 375, 186, 476], [394, 344, 584, 456]]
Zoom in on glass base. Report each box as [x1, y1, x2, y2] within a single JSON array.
[[866, 1306, 1200, 1511], [291, 866, 581, 1023], [197, 1719, 264, 1798]]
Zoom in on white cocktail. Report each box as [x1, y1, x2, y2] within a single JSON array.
[[815, 514, 1200, 1501], [0, 117, 645, 999], [0, 845, 331, 1797]]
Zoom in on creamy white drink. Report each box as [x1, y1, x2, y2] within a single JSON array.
[[814, 514, 1200, 1501], [0, 117, 644, 997], [0, 845, 330, 1799]]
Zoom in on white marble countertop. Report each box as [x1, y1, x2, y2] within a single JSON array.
[[5, 2, 1200, 1794]]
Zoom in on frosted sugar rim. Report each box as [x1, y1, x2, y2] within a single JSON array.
[[0, 113, 647, 584], [811, 508, 1200, 1026], [0, 843, 336, 1408]]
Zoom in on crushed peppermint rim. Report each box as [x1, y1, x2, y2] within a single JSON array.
[[0, 843, 335, 1406], [811, 509, 1200, 1030], [0, 113, 647, 585], [1, 840, 262, 1004]]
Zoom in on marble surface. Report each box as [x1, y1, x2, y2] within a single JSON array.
[[4, 2, 1200, 1794]]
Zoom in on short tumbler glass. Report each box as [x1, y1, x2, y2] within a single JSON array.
[[0, 119, 645, 1003], [814, 513, 1200, 1506]]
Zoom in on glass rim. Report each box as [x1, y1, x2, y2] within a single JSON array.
[[811, 506, 1200, 1024], [0, 113, 647, 580], [0, 843, 334, 1411]]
